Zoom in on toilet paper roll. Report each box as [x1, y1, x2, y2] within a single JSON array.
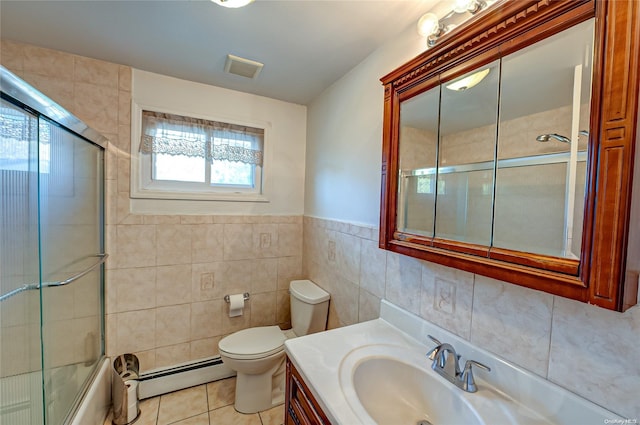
[[125, 380, 139, 423], [228, 293, 245, 317]]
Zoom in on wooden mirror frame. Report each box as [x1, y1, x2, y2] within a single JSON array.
[[380, 0, 639, 311]]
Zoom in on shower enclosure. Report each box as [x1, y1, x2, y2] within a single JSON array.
[[0, 67, 107, 424]]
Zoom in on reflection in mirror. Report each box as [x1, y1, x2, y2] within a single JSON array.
[[435, 60, 500, 245], [397, 87, 440, 237], [493, 19, 594, 258]]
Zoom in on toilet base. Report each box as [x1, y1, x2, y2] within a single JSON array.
[[234, 355, 286, 414]]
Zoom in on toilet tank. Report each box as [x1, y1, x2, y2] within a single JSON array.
[[289, 280, 330, 336]]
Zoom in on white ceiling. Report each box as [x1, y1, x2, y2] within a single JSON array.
[[0, 0, 438, 105]]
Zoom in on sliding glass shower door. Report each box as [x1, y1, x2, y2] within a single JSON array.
[[1, 66, 106, 425], [38, 117, 105, 425], [0, 98, 43, 425]]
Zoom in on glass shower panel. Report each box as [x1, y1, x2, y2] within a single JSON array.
[[494, 162, 568, 255], [436, 168, 495, 244], [38, 118, 104, 425], [0, 99, 44, 425]]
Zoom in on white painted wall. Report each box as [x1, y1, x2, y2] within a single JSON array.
[[131, 69, 306, 215], [304, 23, 426, 225]]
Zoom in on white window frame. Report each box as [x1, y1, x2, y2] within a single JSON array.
[[131, 102, 270, 202]]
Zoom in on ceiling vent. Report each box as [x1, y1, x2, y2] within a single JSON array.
[[224, 54, 264, 79]]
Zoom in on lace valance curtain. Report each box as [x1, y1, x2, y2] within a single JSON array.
[[140, 110, 264, 165]]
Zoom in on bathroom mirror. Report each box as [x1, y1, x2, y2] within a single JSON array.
[[397, 85, 439, 237], [434, 60, 500, 246], [493, 20, 593, 259], [395, 24, 592, 262], [380, 0, 640, 311]]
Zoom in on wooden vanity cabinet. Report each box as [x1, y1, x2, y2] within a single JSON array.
[[285, 357, 331, 425]]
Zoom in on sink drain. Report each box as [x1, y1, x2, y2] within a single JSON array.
[[417, 421, 433, 425]]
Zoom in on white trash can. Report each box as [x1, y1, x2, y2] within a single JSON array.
[[112, 354, 140, 425]]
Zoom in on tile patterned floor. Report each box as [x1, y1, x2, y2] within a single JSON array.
[[104, 377, 285, 425]]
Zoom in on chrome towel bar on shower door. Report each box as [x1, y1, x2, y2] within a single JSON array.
[[0, 253, 109, 303]]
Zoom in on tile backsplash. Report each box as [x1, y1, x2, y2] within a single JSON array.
[[303, 215, 640, 420], [106, 215, 302, 371]]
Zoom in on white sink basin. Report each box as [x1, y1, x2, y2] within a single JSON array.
[[339, 344, 550, 425], [353, 356, 483, 425], [287, 301, 623, 425]]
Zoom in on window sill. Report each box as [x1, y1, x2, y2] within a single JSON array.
[[130, 187, 269, 203]]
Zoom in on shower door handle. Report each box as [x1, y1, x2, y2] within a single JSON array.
[[39, 253, 109, 288], [0, 253, 108, 302]]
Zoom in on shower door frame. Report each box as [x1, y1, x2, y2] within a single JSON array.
[[1, 65, 109, 425]]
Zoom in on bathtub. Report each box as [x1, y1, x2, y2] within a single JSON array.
[[69, 357, 111, 425]]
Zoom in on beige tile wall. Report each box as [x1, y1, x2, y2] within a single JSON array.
[[106, 215, 302, 371], [1, 40, 302, 373], [303, 215, 640, 420]]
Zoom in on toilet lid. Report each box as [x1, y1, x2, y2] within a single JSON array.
[[218, 326, 286, 360]]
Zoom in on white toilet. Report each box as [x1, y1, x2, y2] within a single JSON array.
[[218, 279, 330, 414]]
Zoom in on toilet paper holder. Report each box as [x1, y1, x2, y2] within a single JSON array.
[[224, 292, 250, 303]]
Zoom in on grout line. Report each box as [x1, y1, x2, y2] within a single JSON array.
[[155, 394, 161, 425], [205, 380, 210, 412], [545, 295, 556, 379], [468, 273, 476, 342]]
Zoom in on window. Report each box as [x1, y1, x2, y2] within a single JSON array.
[[135, 110, 265, 200], [416, 175, 434, 194], [0, 102, 50, 173]]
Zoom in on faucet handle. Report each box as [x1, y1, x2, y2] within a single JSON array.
[[427, 335, 442, 345], [460, 360, 491, 393], [426, 335, 442, 360], [465, 360, 490, 371]]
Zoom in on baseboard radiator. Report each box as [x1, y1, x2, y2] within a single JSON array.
[[138, 356, 235, 400]]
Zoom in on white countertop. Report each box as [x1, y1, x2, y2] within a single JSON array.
[[286, 318, 420, 424], [284, 300, 623, 425]]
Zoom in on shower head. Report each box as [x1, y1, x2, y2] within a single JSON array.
[[536, 133, 571, 143], [535, 130, 589, 144]]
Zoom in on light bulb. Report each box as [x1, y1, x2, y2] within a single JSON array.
[[211, 0, 254, 8], [452, 0, 475, 13], [417, 13, 440, 37]]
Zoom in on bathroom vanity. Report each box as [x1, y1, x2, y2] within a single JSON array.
[[284, 300, 623, 425], [285, 359, 330, 425]]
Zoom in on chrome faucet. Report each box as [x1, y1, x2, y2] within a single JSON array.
[[426, 335, 490, 393], [427, 338, 461, 378]]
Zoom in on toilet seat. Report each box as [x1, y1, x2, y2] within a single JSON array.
[[219, 326, 286, 360]]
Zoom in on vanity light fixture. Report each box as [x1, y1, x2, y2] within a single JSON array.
[[445, 68, 490, 91], [418, 0, 493, 47], [417, 13, 446, 47], [452, 0, 486, 14], [417, 13, 443, 38], [211, 0, 254, 8]]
